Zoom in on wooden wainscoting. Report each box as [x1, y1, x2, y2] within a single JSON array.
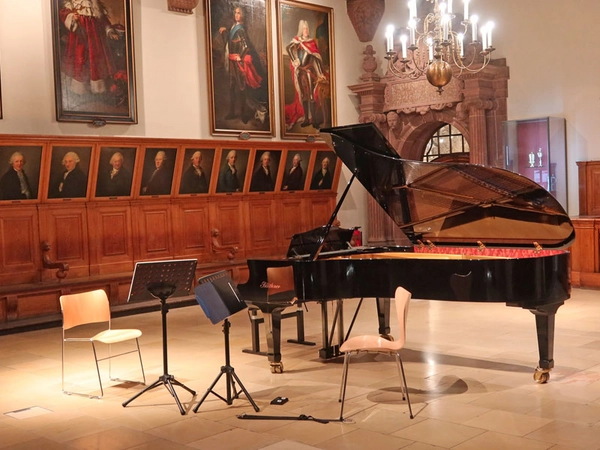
[[0, 134, 340, 331]]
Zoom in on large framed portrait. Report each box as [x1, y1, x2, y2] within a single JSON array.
[[139, 148, 177, 197], [249, 149, 282, 192], [0, 146, 43, 201], [94, 146, 137, 198], [280, 149, 310, 191], [277, 0, 336, 139], [179, 148, 216, 195], [50, 0, 137, 124], [215, 148, 250, 193], [205, 0, 274, 136], [47, 146, 92, 199], [309, 150, 337, 191]]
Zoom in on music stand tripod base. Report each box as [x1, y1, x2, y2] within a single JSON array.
[[122, 260, 198, 415], [193, 272, 260, 413]]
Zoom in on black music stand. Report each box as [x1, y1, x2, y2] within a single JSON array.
[[122, 259, 198, 415], [193, 271, 259, 413]]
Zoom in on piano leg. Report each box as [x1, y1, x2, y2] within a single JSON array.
[[318, 300, 344, 359], [530, 302, 562, 383], [376, 298, 391, 337], [264, 308, 285, 373]]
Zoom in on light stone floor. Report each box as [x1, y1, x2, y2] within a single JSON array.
[[1, 288, 600, 449]]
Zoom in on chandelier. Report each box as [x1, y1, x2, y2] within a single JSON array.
[[385, 0, 496, 93]]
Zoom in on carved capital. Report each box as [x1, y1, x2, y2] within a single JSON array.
[[456, 98, 495, 120]]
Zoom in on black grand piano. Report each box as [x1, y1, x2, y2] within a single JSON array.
[[238, 123, 574, 382]]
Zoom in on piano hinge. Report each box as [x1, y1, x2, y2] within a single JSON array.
[[425, 240, 435, 249], [416, 240, 425, 248], [533, 242, 543, 252], [477, 241, 486, 251]]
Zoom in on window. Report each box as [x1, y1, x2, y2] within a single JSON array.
[[423, 124, 470, 162]]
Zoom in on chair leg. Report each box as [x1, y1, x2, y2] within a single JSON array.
[[339, 352, 351, 420], [395, 353, 413, 419], [91, 342, 105, 398]]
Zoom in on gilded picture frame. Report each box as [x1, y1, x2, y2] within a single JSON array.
[[0, 146, 43, 201], [50, 0, 137, 124], [277, 0, 336, 139], [205, 0, 274, 136], [47, 145, 92, 200]]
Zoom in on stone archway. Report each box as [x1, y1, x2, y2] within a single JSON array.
[[348, 45, 509, 245]]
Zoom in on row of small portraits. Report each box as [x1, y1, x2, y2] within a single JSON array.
[[0, 145, 339, 201]]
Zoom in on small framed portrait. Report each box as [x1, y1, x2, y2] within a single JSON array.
[[249, 150, 282, 192], [50, 0, 137, 124], [139, 147, 177, 196], [47, 146, 92, 199], [216, 148, 250, 193], [309, 150, 337, 191], [94, 146, 137, 198], [205, 0, 274, 136], [280, 150, 310, 191], [179, 148, 216, 195], [277, 0, 336, 139], [0, 146, 43, 201]]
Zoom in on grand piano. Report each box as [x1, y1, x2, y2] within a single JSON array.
[[238, 123, 574, 383]]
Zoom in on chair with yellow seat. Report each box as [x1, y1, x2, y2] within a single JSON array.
[[60, 289, 146, 398], [338, 286, 414, 419]]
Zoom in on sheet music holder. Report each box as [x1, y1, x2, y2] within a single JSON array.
[[122, 258, 198, 415], [193, 271, 259, 413]]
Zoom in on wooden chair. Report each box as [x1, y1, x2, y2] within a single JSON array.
[[60, 289, 146, 398], [338, 286, 414, 419]]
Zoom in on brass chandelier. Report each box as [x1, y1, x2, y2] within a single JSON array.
[[385, 0, 496, 93]]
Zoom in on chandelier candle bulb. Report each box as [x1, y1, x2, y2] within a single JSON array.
[[409, 0, 417, 20], [464, 0, 469, 19], [386, 25, 394, 52], [409, 19, 416, 46], [400, 34, 408, 59], [448, 0, 453, 14], [427, 37, 434, 61], [471, 14, 478, 42], [487, 21, 494, 47]]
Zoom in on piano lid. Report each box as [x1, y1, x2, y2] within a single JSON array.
[[320, 123, 575, 249]]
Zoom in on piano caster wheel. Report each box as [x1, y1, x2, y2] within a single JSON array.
[[533, 367, 550, 384], [270, 362, 284, 374]]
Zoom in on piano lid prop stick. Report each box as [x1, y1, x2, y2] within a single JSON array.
[[309, 169, 358, 261]]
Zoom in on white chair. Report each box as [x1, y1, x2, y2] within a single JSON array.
[[60, 289, 146, 398], [338, 286, 414, 419]]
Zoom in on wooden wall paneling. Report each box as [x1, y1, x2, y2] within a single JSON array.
[[17, 291, 61, 319], [209, 197, 246, 260], [87, 202, 135, 275], [172, 197, 212, 260], [0, 205, 41, 285], [37, 203, 90, 279], [278, 193, 307, 254], [577, 161, 600, 216], [307, 193, 337, 228], [246, 195, 277, 256], [131, 199, 174, 261], [570, 217, 600, 289]]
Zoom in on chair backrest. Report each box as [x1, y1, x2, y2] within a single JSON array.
[[266, 266, 296, 300], [394, 286, 412, 347], [60, 289, 111, 331]]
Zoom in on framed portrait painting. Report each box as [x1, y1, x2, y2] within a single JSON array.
[[249, 149, 281, 192], [280, 149, 310, 191], [215, 148, 250, 193], [179, 148, 216, 195], [94, 146, 137, 198], [139, 148, 177, 197], [0, 146, 43, 201], [50, 0, 137, 124], [277, 0, 336, 139], [205, 0, 274, 136], [47, 146, 92, 199], [309, 150, 337, 191]]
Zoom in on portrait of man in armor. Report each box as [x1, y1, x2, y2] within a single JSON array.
[[206, 0, 273, 135]]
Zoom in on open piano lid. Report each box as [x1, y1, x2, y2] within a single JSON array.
[[320, 123, 575, 249]]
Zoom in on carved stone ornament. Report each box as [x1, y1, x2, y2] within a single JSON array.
[[385, 78, 463, 114], [167, 0, 199, 14], [346, 0, 385, 42]]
